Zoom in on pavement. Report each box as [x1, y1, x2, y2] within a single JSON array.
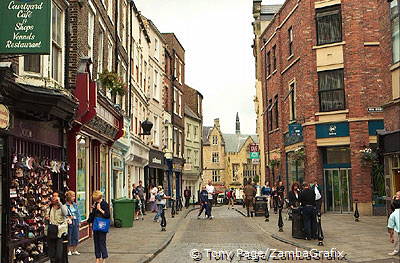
[[234, 205, 400, 263], [67, 206, 196, 263]]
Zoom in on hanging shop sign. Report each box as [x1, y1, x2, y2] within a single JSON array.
[[0, 104, 10, 129], [289, 123, 303, 137], [0, 0, 51, 54], [249, 152, 260, 159]]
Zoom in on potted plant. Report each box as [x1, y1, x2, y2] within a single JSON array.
[[98, 71, 126, 96]]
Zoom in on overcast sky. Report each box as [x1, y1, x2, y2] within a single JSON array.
[[135, 0, 284, 134]]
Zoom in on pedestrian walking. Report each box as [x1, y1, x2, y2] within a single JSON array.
[[390, 191, 400, 214], [153, 186, 162, 222], [136, 181, 146, 215], [227, 188, 235, 209], [271, 185, 279, 214], [277, 181, 285, 200], [197, 185, 210, 219], [312, 180, 323, 214], [244, 181, 256, 217], [155, 186, 170, 231], [387, 199, 400, 256], [184, 187, 191, 208], [298, 182, 317, 240], [150, 184, 158, 213], [46, 195, 69, 263], [65, 191, 81, 256], [206, 180, 215, 218], [261, 182, 272, 209], [88, 191, 110, 263]]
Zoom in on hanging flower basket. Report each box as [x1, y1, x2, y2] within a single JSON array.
[[269, 158, 280, 168], [98, 71, 126, 96], [292, 147, 305, 162], [359, 147, 378, 165]]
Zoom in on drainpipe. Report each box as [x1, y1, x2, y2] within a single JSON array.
[[64, 4, 70, 90], [115, 0, 119, 72], [128, 0, 133, 117]]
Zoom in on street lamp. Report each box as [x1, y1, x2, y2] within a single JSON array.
[[278, 199, 284, 232], [138, 119, 153, 135]]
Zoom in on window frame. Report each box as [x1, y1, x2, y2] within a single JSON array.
[[289, 81, 297, 121], [316, 5, 343, 46], [266, 51, 271, 76], [272, 45, 277, 71], [288, 26, 293, 56], [51, 3, 63, 84], [390, 0, 400, 64], [212, 152, 219, 163], [318, 69, 346, 112]]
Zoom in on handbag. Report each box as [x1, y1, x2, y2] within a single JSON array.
[[93, 217, 110, 233], [46, 224, 58, 239]]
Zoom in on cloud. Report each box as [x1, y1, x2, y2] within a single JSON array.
[[135, 0, 284, 134]]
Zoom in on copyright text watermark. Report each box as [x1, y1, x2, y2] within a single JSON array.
[[189, 248, 347, 261]]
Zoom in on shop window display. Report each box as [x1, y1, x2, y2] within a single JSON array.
[[77, 136, 88, 221], [9, 154, 69, 263]]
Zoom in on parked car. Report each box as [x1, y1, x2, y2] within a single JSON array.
[[217, 193, 226, 204]]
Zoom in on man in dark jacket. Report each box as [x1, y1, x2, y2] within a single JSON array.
[[244, 181, 257, 217], [197, 186, 210, 219], [312, 180, 323, 214], [299, 182, 317, 240], [184, 187, 191, 208]]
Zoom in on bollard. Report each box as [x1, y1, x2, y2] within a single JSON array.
[[278, 200, 284, 232], [316, 212, 324, 246], [354, 201, 360, 222]]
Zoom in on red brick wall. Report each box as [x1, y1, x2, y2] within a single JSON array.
[[259, 0, 392, 203]]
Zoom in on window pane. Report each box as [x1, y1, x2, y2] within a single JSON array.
[[319, 69, 345, 111], [392, 16, 399, 63], [52, 45, 61, 82], [317, 7, 342, 45], [24, 55, 40, 73]]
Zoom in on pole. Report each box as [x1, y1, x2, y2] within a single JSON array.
[[354, 200, 360, 222], [265, 197, 270, 222]]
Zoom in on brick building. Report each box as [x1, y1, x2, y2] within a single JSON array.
[[380, 0, 400, 201], [162, 33, 186, 198], [259, 0, 393, 215]]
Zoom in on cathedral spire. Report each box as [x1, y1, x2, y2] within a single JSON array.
[[235, 112, 240, 135]]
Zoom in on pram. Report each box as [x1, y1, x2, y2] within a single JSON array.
[[136, 198, 144, 220]]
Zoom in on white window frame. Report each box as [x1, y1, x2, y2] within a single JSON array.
[[153, 69, 159, 101], [51, 3, 64, 84], [212, 135, 218, 145], [107, 37, 113, 72], [153, 115, 159, 146], [212, 152, 219, 163]]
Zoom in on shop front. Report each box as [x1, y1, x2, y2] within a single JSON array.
[[173, 158, 184, 200], [125, 136, 149, 198], [0, 67, 77, 262], [67, 60, 123, 241], [379, 130, 400, 209], [144, 149, 167, 202]]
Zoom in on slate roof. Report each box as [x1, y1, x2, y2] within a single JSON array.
[[184, 105, 201, 121], [222, 134, 259, 153], [202, 126, 213, 145]]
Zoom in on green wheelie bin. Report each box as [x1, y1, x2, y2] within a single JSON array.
[[112, 198, 136, 228]]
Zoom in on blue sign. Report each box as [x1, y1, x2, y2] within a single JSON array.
[[316, 122, 349, 138], [289, 123, 302, 137], [368, 120, 384, 135]]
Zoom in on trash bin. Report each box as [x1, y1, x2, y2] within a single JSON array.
[[291, 207, 305, 239], [112, 198, 136, 228], [254, 196, 267, 216]]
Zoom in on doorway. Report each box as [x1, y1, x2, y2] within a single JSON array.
[[324, 168, 351, 213]]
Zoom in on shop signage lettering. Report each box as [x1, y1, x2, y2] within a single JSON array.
[[0, 104, 10, 129], [152, 157, 162, 164], [0, 0, 51, 54], [367, 107, 383, 113], [249, 152, 260, 159], [249, 144, 259, 152]]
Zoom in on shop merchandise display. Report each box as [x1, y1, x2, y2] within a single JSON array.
[[9, 154, 69, 263]]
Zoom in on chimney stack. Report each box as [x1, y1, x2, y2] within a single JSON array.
[[214, 118, 220, 129]]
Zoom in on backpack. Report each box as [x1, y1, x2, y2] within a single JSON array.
[[227, 191, 232, 199]]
